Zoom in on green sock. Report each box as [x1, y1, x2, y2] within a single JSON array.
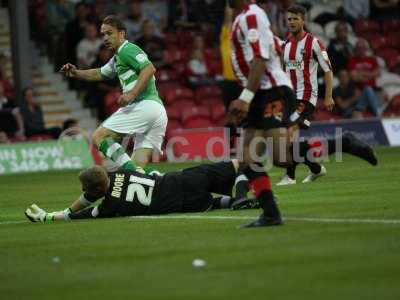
[[99, 138, 137, 171]]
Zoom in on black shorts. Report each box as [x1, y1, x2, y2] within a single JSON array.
[[179, 161, 237, 212], [243, 86, 296, 130]]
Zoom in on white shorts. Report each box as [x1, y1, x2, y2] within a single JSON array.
[[102, 100, 167, 152]]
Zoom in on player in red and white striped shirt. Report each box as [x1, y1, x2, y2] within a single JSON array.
[[277, 4, 335, 186], [228, 0, 297, 227]]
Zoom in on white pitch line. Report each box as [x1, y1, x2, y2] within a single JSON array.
[[130, 215, 400, 225], [2, 216, 400, 226]]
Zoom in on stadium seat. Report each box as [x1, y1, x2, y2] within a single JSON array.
[[354, 20, 381, 36], [164, 32, 178, 48], [382, 20, 400, 34], [166, 105, 181, 121], [376, 48, 399, 67], [313, 110, 340, 121], [389, 94, 400, 111], [387, 56, 400, 73], [156, 68, 179, 83], [386, 33, 400, 50], [167, 99, 195, 119], [182, 106, 213, 128], [164, 49, 188, 65], [164, 87, 194, 106], [157, 82, 183, 100], [211, 102, 226, 126], [194, 85, 222, 103], [166, 119, 183, 139], [104, 90, 121, 115], [370, 37, 390, 52], [198, 97, 224, 107], [357, 31, 381, 42]]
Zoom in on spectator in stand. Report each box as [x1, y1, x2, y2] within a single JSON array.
[[0, 83, 24, 139], [142, 0, 168, 31], [76, 23, 102, 69], [64, 2, 90, 67], [342, 0, 370, 24], [46, 0, 74, 65], [219, 4, 240, 111], [84, 45, 119, 120], [334, 70, 381, 119], [0, 131, 9, 144], [186, 35, 216, 87], [371, 0, 400, 21], [135, 20, 166, 68], [124, 0, 145, 42], [327, 22, 354, 74], [266, 0, 294, 38], [348, 39, 380, 89], [103, 0, 129, 19], [20, 87, 61, 139], [0, 63, 15, 100]]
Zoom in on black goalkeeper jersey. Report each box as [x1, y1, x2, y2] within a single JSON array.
[[96, 162, 236, 218], [96, 170, 185, 217]]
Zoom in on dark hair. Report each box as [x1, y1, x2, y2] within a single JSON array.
[[22, 87, 33, 98], [62, 118, 78, 131], [102, 15, 127, 33], [287, 4, 307, 19]]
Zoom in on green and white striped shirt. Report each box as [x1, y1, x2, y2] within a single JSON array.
[[100, 40, 162, 105]]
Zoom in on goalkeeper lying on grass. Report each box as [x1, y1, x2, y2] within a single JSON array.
[[25, 159, 259, 224]]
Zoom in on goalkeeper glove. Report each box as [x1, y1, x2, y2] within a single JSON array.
[[25, 204, 55, 223]]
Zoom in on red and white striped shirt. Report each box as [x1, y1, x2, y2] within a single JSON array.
[[283, 33, 332, 106], [230, 4, 292, 90]]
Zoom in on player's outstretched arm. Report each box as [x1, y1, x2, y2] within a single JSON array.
[[60, 63, 103, 81], [24, 194, 99, 223]]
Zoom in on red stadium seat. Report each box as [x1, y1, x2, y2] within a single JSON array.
[[157, 82, 183, 99], [357, 31, 381, 42], [387, 56, 400, 72], [194, 85, 222, 103], [313, 110, 340, 121], [211, 102, 226, 125], [166, 105, 181, 121], [164, 87, 194, 105], [198, 97, 224, 107], [382, 20, 400, 34], [182, 106, 212, 128], [370, 37, 389, 52], [386, 33, 400, 50], [354, 20, 381, 36], [156, 68, 179, 83], [104, 90, 121, 115], [164, 49, 188, 65], [166, 119, 183, 139], [376, 48, 399, 67], [164, 32, 178, 48], [389, 94, 400, 112]]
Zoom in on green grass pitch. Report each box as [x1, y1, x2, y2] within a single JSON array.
[[1, 147, 400, 300]]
